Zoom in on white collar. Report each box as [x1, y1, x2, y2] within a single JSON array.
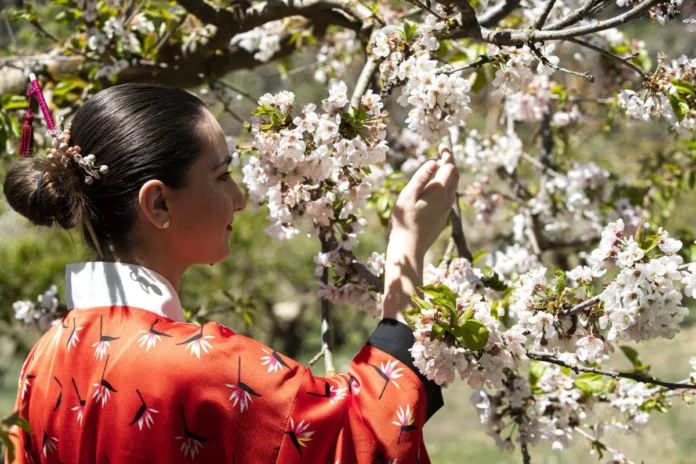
[[65, 261, 185, 322]]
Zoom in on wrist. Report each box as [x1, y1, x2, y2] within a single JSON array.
[[387, 230, 426, 262]]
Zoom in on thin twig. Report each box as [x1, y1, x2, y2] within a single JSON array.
[[409, 0, 445, 20], [397, 7, 422, 20], [350, 53, 378, 109], [443, 237, 457, 265], [523, 209, 542, 256], [521, 439, 532, 464], [534, 0, 558, 29], [446, 55, 494, 74], [285, 60, 320, 77], [350, 258, 385, 292], [521, 152, 563, 178], [446, 0, 663, 44], [217, 80, 259, 105], [574, 426, 627, 456], [124, 0, 148, 27], [308, 346, 326, 366], [567, 37, 649, 79], [544, 0, 605, 30], [442, 136, 474, 262], [3, 12, 17, 51], [527, 351, 696, 390], [153, 13, 189, 54], [528, 42, 594, 82], [320, 235, 338, 376], [563, 295, 601, 317]]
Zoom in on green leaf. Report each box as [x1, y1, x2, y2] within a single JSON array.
[[550, 84, 567, 104], [472, 249, 488, 265], [620, 345, 642, 368], [1, 95, 27, 111], [420, 284, 457, 307], [669, 94, 688, 122], [573, 372, 613, 396], [672, 78, 696, 97], [560, 366, 572, 376], [490, 300, 500, 320], [402, 307, 421, 329], [450, 320, 489, 351], [430, 322, 446, 341], [529, 361, 547, 387], [641, 234, 659, 253], [553, 267, 567, 294], [448, 51, 470, 63], [411, 295, 430, 310], [242, 311, 254, 326], [634, 218, 645, 245]]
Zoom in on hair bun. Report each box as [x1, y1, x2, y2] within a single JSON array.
[[3, 157, 87, 229]]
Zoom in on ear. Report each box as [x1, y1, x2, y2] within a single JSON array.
[[138, 180, 170, 229]]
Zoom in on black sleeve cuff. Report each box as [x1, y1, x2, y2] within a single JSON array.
[[366, 318, 444, 422]]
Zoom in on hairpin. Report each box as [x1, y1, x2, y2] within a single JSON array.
[[20, 73, 108, 185]]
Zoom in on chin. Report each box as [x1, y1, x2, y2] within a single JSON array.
[[197, 244, 231, 266]]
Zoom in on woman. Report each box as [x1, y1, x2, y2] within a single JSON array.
[[3, 83, 458, 463]]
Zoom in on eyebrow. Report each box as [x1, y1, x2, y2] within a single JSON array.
[[212, 153, 233, 171]]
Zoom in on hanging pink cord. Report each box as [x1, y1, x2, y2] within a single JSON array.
[[29, 74, 55, 131]]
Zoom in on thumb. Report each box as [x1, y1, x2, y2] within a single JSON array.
[[404, 159, 438, 199]]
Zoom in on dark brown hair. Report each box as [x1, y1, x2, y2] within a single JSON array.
[[3, 83, 209, 255]]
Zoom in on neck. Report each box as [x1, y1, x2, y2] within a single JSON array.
[[107, 248, 187, 294]]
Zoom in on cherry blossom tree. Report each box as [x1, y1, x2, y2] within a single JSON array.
[[2, 0, 696, 462]]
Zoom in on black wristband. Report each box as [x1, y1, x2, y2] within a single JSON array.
[[366, 318, 444, 422]]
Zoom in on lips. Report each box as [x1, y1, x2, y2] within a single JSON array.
[[226, 223, 233, 231]]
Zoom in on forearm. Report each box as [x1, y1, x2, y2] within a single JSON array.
[[381, 234, 425, 322]]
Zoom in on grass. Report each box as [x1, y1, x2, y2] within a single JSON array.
[[3, 327, 696, 463]]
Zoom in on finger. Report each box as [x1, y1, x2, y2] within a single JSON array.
[[419, 163, 456, 206], [438, 143, 454, 165], [446, 167, 460, 203], [431, 163, 457, 195], [404, 159, 438, 198]]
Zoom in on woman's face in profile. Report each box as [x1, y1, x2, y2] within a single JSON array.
[[164, 109, 247, 266]]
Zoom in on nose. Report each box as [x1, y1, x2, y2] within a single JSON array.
[[232, 180, 247, 213]]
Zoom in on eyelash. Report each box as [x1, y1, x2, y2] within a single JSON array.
[[218, 170, 232, 182]]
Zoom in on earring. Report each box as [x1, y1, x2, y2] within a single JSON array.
[[162, 221, 170, 229]]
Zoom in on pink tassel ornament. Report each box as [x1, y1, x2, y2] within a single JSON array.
[[18, 73, 55, 158]]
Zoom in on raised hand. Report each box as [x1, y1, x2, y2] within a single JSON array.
[[388, 144, 460, 258], [382, 145, 459, 321]]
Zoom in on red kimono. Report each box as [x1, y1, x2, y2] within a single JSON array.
[[7, 262, 443, 463]]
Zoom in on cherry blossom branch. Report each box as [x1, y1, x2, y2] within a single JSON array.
[[446, 0, 664, 43], [527, 351, 696, 390], [215, 80, 259, 105], [533, 0, 558, 29], [564, 295, 601, 316], [521, 152, 563, 178], [544, 0, 607, 31], [319, 235, 338, 376], [410, 0, 446, 21], [350, 54, 379, 109], [566, 37, 650, 79], [350, 258, 385, 291], [528, 42, 594, 82], [443, 136, 474, 262], [445, 55, 494, 74], [574, 426, 625, 456], [521, 440, 531, 464]]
